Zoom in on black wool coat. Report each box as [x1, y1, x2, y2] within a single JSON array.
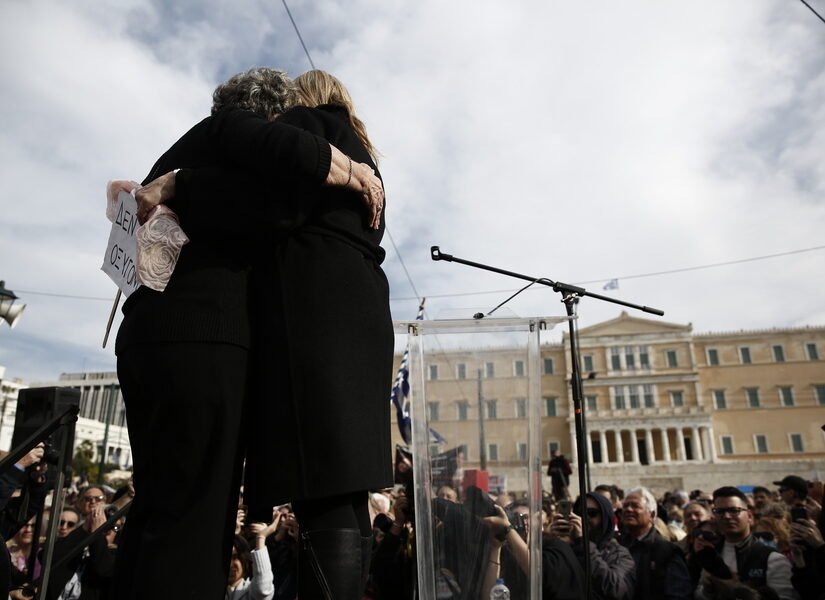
[[243, 105, 394, 518]]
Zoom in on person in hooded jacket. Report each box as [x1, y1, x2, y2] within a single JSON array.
[[547, 492, 635, 599]]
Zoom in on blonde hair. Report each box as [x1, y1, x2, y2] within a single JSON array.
[[294, 70, 379, 163]]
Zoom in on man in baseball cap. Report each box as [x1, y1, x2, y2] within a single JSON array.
[[772, 475, 808, 506]]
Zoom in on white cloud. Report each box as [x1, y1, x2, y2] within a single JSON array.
[[0, 0, 824, 382]]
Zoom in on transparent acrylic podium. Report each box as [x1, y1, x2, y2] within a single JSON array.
[[392, 316, 570, 600]]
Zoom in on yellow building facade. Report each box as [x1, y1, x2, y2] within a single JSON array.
[[391, 313, 825, 495]]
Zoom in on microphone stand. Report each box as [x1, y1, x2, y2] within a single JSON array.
[[430, 246, 664, 599]]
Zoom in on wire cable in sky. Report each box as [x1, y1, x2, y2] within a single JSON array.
[[799, 0, 825, 25], [277, 2, 423, 306], [281, 0, 316, 69], [385, 226, 422, 302], [388, 244, 825, 302], [13, 244, 824, 304]]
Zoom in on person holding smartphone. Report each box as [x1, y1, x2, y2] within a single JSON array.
[[693, 486, 798, 600], [546, 493, 636, 599]]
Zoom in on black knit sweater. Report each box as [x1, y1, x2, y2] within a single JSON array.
[[115, 108, 331, 353]]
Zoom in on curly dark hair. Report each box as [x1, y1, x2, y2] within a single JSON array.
[[211, 68, 295, 119]]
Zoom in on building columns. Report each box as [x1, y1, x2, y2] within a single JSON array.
[[701, 426, 717, 463], [660, 428, 671, 462], [599, 430, 608, 463], [630, 429, 640, 464], [676, 427, 687, 461], [614, 430, 625, 463], [645, 428, 655, 463], [691, 426, 704, 462]]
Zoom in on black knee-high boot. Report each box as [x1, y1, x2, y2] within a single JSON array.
[[298, 528, 363, 600], [360, 532, 373, 592]]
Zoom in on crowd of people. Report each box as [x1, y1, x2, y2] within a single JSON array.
[[1, 439, 823, 599]]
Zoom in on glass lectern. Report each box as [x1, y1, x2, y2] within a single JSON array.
[[392, 316, 570, 600]]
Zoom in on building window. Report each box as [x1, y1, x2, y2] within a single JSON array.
[[515, 398, 527, 418], [428, 364, 438, 380], [639, 346, 650, 368], [714, 390, 727, 409], [457, 363, 466, 379], [806, 343, 819, 360], [517, 443, 528, 461], [628, 385, 640, 409], [772, 345, 785, 362], [457, 401, 469, 421], [720, 435, 734, 455], [670, 391, 684, 407], [486, 400, 498, 419], [544, 397, 557, 417], [779, 386, 794, 407], [585, 395, 597, 411], [754, 434, 768, 454], [643, 384, 655, 408], [582, 355, 593, 372], [625, 346, 635, 369], [707, 348, 719, 366], [666, 350, 678, 367], [547, 441, 561, 456], [610, 347, 622, 370], [543, 358, 554, 375], [739, 347, 752, 364], [428, 402, 439, 421], [746, 388, 760, 408], [514, 360, 525, 377], [485, 362, 495, 378], [488, 444, 499, 461], [815, 385, 825, 406], [613, 386, 625, 410], [789, 433, 804, 453]]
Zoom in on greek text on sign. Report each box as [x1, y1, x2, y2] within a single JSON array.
[[101, 191, 140, 296]]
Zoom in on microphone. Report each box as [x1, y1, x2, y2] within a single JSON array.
[[430, 246, 453, 262]]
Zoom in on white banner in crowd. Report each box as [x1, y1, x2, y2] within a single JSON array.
[[101, 190, 140, 297]]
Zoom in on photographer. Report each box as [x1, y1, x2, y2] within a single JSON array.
[[546, 493, 634, 600], [483, 503, 584, 599], [371, 495, 415, 600], [40, 486, 115, 600], [1, 442, 48, 599], [694, 486, 797, 600], [788, 511, 825, 599]]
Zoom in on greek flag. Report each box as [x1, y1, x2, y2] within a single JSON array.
[[603, 279, 619, 290], [390, 299, 447, 445]]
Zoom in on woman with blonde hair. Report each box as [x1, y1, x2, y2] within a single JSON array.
[[294, 70, 379, 163], [240, 69, 392, 599]]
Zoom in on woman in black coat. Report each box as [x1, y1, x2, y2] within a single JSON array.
[[243, 70, 394, 599], [114, 68, 384, 600]]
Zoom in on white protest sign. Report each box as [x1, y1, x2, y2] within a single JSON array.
[[101, 190, 140, 296]]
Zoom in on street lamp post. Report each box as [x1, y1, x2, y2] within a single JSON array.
[[0, 281, 25, 328]]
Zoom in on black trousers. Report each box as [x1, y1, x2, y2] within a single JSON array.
[[113, 342, 247, 600]]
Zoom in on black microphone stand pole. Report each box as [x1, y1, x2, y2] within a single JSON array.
[[430, 247, 664, 599]]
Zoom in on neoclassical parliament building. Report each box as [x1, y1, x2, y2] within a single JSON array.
[[392, 312, 825, 494]]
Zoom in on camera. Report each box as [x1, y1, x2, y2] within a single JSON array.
[[790, 505, 807, 522], [697, 529, 720, 544], [41, 442, 61, 466]]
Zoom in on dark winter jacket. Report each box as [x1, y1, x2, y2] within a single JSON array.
[[572, 492, 635, 599], [620, 526, 692, 600]]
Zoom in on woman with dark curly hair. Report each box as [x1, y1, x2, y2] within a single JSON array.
[[114, 67, 383, 600]]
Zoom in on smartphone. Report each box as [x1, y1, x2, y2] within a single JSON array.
[[559, 500, 572, 518], [790, 505, 807, 522]]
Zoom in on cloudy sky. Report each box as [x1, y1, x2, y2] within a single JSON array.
[[1, 0, 824, 383]]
